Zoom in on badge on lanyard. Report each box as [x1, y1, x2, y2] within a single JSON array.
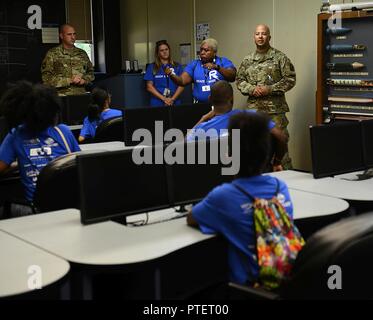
[[202, 85, 211, 92], [163, 88, 171, 97]]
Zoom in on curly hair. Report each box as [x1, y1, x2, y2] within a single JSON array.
[[0, 81, 61, 134]]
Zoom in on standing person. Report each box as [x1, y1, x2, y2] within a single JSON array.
[[166, 38, 236, 103], [236, 24, 296, 169], [79, 87, 122, 143], [144, 40, 184, 107], [187, 81, 287, 172], [187, 111, 294, 286], [41, 24, 95, 96], [0, 81, 80, 206]]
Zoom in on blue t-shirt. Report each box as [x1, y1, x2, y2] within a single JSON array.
[[80, 108, 123, 139], [184, 57, 236, 103], [80, 117, 99, 140], [0, 124, 81, 201], [187, 109, 276, 141], [144, 63, 184, 107], [192, 175, 293, 285]]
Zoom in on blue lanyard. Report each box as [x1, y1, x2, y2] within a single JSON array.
[[162, 64, 170, 89], [202, 57, 220, 85]]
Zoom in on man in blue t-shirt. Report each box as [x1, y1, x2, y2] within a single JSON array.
[[165, 38, 236, 103], [187, 81, 288, 172], [187, 111, 294, 286]]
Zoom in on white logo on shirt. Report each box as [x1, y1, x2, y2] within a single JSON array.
[[241, 202, 253, 215], [30, 147, 52, 157], [209, 70, 219, 81]]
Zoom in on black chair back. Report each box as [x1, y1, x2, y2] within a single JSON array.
[[33, 150, 103, 213], [281, 212, 373, 299], [33, 153, 79, 213], [94, 116, 124, 143]]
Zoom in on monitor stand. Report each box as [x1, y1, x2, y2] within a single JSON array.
[[340, 168, 373, 181], [111, 216, 128, 226], [174, 205, 188, 213], [356, 168, 373, 181]]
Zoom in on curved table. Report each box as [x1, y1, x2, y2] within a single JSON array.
[[0, 230, 70, 298]]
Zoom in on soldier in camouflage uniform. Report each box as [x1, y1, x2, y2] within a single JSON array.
[[236, 24, 296, 169], [41, 24, 94, 96]]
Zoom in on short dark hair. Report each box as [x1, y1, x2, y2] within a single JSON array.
[[228, 111, 270, 177], [0, 81, 61, 134], [210, 80, 233, 107]]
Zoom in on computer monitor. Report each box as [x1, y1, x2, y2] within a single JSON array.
[[59, 93, 92, 125], [124, 106, 170, 146], [169, 103, 212, 138], [78, 147, 170, 225], [310, 122, 365, 178], [0, 116, 8, 144], [167, 138, 233, 206], [361, 119, 373, 168]]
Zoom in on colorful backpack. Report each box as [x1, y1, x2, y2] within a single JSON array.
[[233, 179, 305, 290]]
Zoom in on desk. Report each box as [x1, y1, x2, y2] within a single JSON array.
[[0, 230, 70, 298], [290, 189, 349, 219], [0, 185, 349, 299], [0, 209, 217, 299], [269, 170, 373, 201], [0, 209, 214, 266], [0, 187, 348, 265], [79, 141, 127, 152]]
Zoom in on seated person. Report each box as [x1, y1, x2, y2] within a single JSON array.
[[0, 81, 80, 204], [79, 87, 122, 143], [187, 111, 294, 286], [187, 80, 287, 171]]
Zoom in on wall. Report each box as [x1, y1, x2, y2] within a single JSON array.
[[120, 0, 366, 171], [195, 0, 321, 171], [120, 0, 193, 69], [66, 0, 92, 40]]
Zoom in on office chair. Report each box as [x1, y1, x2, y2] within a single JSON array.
[[94, 116, 124, 143], [33, 150, 103, 213], [229, 211, 373, 300], [33, 152, 80, 213]]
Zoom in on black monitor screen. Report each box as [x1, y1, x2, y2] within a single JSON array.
[[310, 122, 364, 178], [170, 103, 212, 137], [0, 116, 8, 145], [361, 119, 373, 168], [59, 94, 92, 125], [78, 147, 170, 224], [167, 139, 233, 206], [124, 106, 170, 146]]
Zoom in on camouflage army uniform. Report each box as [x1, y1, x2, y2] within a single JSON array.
[[236, 47, 296, 169], [41, 44, 94, 96]]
